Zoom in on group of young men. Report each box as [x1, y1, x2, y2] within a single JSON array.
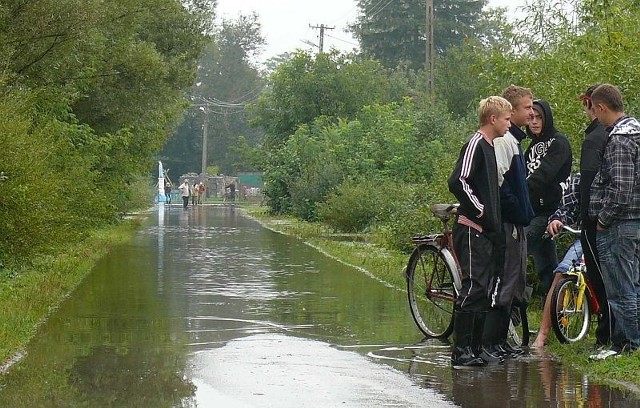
[[447, 84, 640, 367]]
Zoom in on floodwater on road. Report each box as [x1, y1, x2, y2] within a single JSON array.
[[0, 204, 638, 407]]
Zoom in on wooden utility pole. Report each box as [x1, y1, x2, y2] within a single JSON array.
[[199, 106, 208, 182], [425, 0, 435, 96], [309, 24, 335, 53]]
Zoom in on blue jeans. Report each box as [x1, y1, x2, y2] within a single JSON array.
[[525, 215, 558, 294], [596, 220, 640, 350], [554, 239, 583, 274]]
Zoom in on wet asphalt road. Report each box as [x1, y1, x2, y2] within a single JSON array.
[[0, 204, 637, 407]]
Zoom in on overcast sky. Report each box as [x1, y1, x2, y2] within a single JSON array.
[[216, 0, 528, 62]]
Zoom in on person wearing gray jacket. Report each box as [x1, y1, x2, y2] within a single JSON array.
[[482, 85, 535, 359], [588, 84, 640, 360]]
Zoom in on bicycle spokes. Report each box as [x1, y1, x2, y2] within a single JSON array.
[[406, 244, 456, 338]]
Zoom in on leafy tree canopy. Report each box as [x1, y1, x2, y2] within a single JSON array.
[[249, 51, 410, 149], [0, 0, 212, 263]]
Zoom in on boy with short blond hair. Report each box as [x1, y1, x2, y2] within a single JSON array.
[[447, 96, 511, 368]]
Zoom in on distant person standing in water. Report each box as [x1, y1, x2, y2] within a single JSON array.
[[179, 180, 190, 209], [164, 182, 172, 204], [197, 182, 205, 205]]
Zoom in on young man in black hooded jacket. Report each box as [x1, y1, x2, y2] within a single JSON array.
[[578, 84, 612, 347], [524, 99, 572, 296]]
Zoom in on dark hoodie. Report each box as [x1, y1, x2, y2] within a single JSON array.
[[524, 99, 573, 215], [579, 119, 608, 226]]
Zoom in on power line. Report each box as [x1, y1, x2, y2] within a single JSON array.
[[325, 33, 359, 47], [368, 0, 395, 20], [328, 3, 359, 26]]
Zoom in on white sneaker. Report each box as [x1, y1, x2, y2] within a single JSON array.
[[589, 348, 619, 361]]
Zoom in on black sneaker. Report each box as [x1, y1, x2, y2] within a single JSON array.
[[501, 342, 525, 357], [451, 347, 487, 368], [477, 347, 504, 365]]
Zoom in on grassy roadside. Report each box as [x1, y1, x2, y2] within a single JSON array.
[[0, 216, 143, 372], [242, 205, 640, 391]]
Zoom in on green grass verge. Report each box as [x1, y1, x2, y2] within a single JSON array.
[[0, 218, 141, 369], [244, 205, 640, 390]]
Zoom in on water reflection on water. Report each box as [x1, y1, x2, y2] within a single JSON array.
[[0, 205, 637, 407]]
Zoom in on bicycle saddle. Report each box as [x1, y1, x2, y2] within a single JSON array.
[[430, 203, 459, 219]]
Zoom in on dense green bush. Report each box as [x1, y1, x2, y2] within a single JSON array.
[[375, 183, 454, 252], [260, 92, 475, 246], [262, 142, 297, 215], [290, 160, 343, 221], [316, 178, 382, 232], [317, 176, 460, 252], [0, 93, 97, 263], [0, 90, 161, 266]]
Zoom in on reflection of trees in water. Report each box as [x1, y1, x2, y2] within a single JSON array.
[[69, 345, 196, 407]]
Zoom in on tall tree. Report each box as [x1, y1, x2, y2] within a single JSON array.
[[1, 0, 212, 192], [352, 0, 487, 70], [435, 6, 513, 116], [476, 0, 640, 153], [160, 12, 266, 177]]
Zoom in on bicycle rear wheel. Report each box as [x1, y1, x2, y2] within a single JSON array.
[[406, 244, 456, 338], [508, 301, 529, 347], [551, 276, 590, 343]]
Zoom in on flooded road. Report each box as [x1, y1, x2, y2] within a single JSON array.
[[1, 205, 638, 407]]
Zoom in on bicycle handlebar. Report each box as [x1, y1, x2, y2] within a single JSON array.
[[561, 225, 581, 235], [543, 223, 581, 240]]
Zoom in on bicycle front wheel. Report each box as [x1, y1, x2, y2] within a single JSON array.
[[551, 276, 591, 343], [406, 244, 456, 338]]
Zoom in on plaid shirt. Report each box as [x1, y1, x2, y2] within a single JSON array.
[[588, 116, 640, 226], [550, 173, 580, 227]]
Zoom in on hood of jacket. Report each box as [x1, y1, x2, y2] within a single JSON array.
[[527, 99, 557, 140], [612, 116, 640, 139]]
